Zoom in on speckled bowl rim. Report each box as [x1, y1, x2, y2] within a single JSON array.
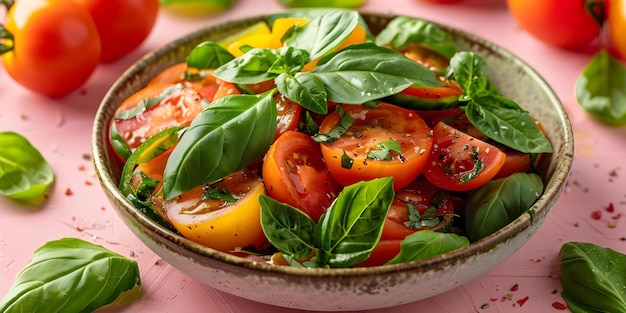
[[92, 11, 574, 279]]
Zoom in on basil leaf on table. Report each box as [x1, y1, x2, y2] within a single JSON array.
[[315, 177, 395, 268], [575, 49, 626, 126], [560, 242, 626, 313], [162, 91, 277, 200], [311, 43, 442, 104], [464, 172, 543, 242], [374, 16, 457, 59], [186, 41, 234, 70], [0, 131, 54, 200], [386, 230, 469, 265], [283, 10, 359, 60], [0, 238, 141, 313]]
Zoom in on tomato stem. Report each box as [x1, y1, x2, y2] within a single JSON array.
[[585, 0, 606, 29]]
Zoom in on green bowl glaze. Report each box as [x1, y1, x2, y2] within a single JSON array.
[[92, 12, 573, 311]]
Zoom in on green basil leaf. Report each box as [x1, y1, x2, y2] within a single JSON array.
[[259, 195, 316, 260], [276, 72, 328, 114], [109, 122, 132, 161], [575, 49, 626, 126], [312, 105, 354, 143], [277, 0, 365, 8], [312, 43, 442, 104], [186, 41, 235, 70], [212, 48, 282, 84], [449, 51, 488, 100], [0, 238, 141, 313], [114, 84, 184, 120], [367, 139, 402, 160], [464, 172, 543, 242], [374, 16, 457, 59], [386, 230, 469, 265], [163, 91, 277, 200], [0, 132, 54, 200], [266, 8, 373, 39], [560, 242, 626, 313], [315, 177, 394, 268], [267, 46, 310, 74], [284, 10, 359, 60], [465, 94, 553, 153]]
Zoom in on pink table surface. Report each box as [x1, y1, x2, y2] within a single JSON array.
[[2, 0, 625, 312]]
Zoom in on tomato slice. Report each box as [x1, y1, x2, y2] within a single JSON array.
[[423, 122, 506, 191], [113, 83, 204, 151], [354, 239, 402, 267], [129, 147, 267, 253], [262, 130, 342, 222], [391, 77, 463, 110], [381, 179, 455, 241], [148, 63, 227, 101], [319, 103, 433, 191], [274, 93, 302, 139]]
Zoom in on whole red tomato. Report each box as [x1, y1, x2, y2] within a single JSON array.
[[608, 0, 626, 59], [0, 0, 101, 97], [74, 0, 159, 62], [507, 0, 603, 48]]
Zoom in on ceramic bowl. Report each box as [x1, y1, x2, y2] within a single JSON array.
[[92, 12, 573, 311]]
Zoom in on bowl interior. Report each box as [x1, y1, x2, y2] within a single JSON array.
[[92, 11, 573, 310]]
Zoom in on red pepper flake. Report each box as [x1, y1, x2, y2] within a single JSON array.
[[65, 188, 73, 196], [591, 210, 602, 220], [552, 301, 568, 310], [489, 298, 499, 302], [510, 283, 519, 291], [78, 164, 86, 171], [606, 202, 615, 213], [76, 226, 84, 232], [101, 206, 107, 211], [85, 180, 93, 186], [613, 213, 622, 220], [516, 296, 529, 307]]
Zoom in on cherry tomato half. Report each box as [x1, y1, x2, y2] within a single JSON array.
[[112, 83, 204, 151], [423, 122, 506, 191], [1, 0, 101, 97], [148, 63, 231, 101], [74, 0, 159, 62], [381, 178, 455, 241], [129, 148, 267, 253], [507, 0, 602, 48], [262, 131, 342, 222], [319, 103, 433, 191]]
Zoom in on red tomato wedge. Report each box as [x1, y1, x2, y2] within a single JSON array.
[[423, 122, 506, 191], [319, 103, 433, 191], [113, 83, 204, 151], [274, 93, 302, 139], [381, 178, 455, 241], [262, 131, 342, 222]]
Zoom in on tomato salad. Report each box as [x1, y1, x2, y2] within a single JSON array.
[[112, 11, 552, 268]]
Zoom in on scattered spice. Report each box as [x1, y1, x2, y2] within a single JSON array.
[[480, 303, 490, 310], [85, 180, 93, 186], [591, 210, 602, 220], [65, 188, 73, 196], [551, 301, 568, 310], [515, 296, 529, 307], [78, 164, 86, 171], [606, 202, 615, 213], [82, 153, 91, 161], [510, 283, 519, 291]]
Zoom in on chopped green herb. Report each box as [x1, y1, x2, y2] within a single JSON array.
[[367, 139, 402, 160], [341, 151, 354, 169], [312, 105, 354, 142]]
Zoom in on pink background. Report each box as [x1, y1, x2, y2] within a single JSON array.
[[2, 0, 625, 312]]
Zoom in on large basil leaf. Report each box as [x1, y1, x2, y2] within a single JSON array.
[[284, 10, 359, 60], [575, 49, 626, 126], [162, 91, 277, 200], [213, 47, 310, 84], [315, 177, 394, 268], [386, 230, 469, 265], [186, 41, 235, 70], [0, 238, 141, 313], [465, 94, 553, 153], [374, 16, 457, 59], [0, 132, 54, 200], [464, 172, 543, 242], [276, 72, 328, 114], [560, 242, 626, 313], [311, 43, 441, 104], [259, 195, 317, 260]]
